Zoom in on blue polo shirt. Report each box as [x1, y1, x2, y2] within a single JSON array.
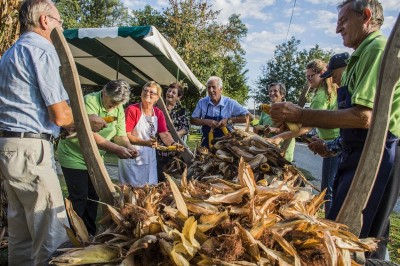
[[0, 32, 69, 137], [191, 95, 249, 119]]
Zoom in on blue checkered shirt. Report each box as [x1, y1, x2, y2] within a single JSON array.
[[0, 32, 69, 137]]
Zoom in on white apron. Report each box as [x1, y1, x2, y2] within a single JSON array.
[[118, 108, 158, 186]]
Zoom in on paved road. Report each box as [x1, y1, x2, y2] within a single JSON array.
[[292, 141, 400, 213], [292, 142, 322, 189]]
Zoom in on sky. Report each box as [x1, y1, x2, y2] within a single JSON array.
[[122, 0, 399, 107]]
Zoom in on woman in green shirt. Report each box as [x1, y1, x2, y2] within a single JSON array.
[[254, 83, 295, 162], [57, 80, 138, 235], [270, 59, 339, 215]]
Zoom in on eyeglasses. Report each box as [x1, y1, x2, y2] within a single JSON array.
[[47, 15, 64, 26], [306, 73, 316, 81], [143, 88, 158, 96]]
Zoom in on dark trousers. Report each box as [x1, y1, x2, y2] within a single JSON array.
[[327, 138, 398, 260], [156, 155, 173, 182], [61, 167, 99, 236], [368, 141, 400, 259]]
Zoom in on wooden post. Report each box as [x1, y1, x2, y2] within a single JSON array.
[[156, 97, 194, 164], [51, 27, 116, 205]]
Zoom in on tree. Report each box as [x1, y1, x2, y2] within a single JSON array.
[[130, 1, 249, 109], [55, 0, 130, 29], [254, 37, 333, 104]]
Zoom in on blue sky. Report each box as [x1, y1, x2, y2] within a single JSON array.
[[122, 0, 399, 106]]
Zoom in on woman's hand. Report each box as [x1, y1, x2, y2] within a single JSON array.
[[115, 146, 138, 159], [148, 137, 158, 148]]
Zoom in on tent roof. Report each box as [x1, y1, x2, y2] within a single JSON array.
[[64, 26, 205, 94]]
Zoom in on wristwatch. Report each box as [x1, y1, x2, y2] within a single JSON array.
[[227, 118, 233, 125]]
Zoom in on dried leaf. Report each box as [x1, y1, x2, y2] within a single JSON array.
[[166, 174, 188, 217], [64, 198, 89, 243]]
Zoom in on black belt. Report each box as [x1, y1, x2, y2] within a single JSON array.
[[0, 130, 54, 142]]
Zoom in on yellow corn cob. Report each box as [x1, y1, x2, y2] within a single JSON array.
[[208, 129, 214, 149], [286, 122, 301, 132], [260, 162, 271, 172], [156, 145, 184, 152], [102, 116, 117, 123], [221, 126, 229, 136], [260, 104, 271, 114], [260, 104, 301, 132]]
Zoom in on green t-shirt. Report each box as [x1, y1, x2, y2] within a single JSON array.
[[259, 111, 295, 162], [310, 87, 340, 141], [342, 30, 400, 138], [57, 91, 127, 170]]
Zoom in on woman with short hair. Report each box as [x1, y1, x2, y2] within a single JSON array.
[[57, 79, 137, 235], [156, 82, 190, 181]]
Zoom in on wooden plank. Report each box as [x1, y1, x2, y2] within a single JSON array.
[[51, 27, 116, 205], [336, 14, 400, 236], [281, 82, 310, 151], [297, 82, 311, 108], [156, 97, 194, 164]]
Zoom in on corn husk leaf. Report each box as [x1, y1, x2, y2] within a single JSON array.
[[50, 244, 120, 265], [64, 198, 89, 243], [167, 174, 188, 217], [126, 234, 157, 256]]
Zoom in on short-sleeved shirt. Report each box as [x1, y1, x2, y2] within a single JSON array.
[[0, 32, 69, 137], [191, 95, 249, 119], [125, 103, 168, 133], [342, 30, 400, 138], [310, 87, 340, 140], [57, 91, 126, 170]]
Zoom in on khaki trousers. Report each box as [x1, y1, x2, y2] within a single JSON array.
[[0, 138, 68, 266]]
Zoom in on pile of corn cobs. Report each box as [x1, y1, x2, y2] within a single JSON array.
[[50, 149, 377, 265]]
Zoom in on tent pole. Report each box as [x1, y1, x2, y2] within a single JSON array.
[[116, 57, 120, 79]]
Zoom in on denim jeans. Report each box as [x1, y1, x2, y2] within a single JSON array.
[[321, 155, 340, 216]]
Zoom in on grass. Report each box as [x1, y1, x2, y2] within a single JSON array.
[[389, 212, 400, 264]]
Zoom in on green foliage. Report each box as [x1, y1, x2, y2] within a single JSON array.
[[55, 0, 130, 28], [131, 1, 249, 108], [254, 37, 333, 104]]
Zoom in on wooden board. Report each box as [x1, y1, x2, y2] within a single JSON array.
[[336, 14, 400, 236], [156, 97, 194, 164], [51, 27, 116, 205]]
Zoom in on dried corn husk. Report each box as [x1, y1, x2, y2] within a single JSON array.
[[0, 0, 21, 57], [51, 159, 377, 265]]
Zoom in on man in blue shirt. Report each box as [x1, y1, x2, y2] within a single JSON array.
[[0, 0, 105, 264], [191, 76, 253, 148]]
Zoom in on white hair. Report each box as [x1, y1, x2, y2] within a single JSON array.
[[207, 76, 223, 89]]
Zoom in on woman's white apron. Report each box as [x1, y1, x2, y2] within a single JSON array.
[[118, 108, 158, 186]]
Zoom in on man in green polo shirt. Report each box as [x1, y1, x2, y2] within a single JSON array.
[[269, 0, 399, 260], [57, 79, 137, 235]]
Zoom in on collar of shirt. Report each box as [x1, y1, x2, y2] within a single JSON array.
[[20, 31, 55, 52], [207, 95, 227, 107], [352, 30, 383, 58]]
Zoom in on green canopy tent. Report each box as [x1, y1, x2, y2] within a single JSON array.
[[63, 25, 205, 95]]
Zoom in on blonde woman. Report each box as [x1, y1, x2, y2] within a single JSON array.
[[270, 59, 339, 215]]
